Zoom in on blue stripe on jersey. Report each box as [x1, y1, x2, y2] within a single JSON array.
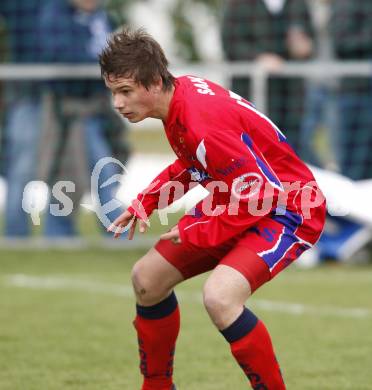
[[259, 226, 297, 268], [241, 133, 283, 190], [272, 207, 303, 231], [278, 132, 287, 143], [241, 132, 253, 148], [258, 208, 310, 269]]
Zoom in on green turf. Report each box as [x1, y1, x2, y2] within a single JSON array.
[[0, 250, 371, 390]]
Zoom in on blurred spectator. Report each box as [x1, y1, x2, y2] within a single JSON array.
[[0, 16, 6, 176], [38, 0, 130, 237], [221, 0, 314, 151], [299, 0, 339, 169], [330, 0, 372, 180], [0, 1, 43, 236]]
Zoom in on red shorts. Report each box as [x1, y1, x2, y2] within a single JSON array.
[[155, 207, 325, 293]]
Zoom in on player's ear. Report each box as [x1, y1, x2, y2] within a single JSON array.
[[153, 77, 163, 93]]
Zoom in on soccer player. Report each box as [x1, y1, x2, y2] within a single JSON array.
[[99, 28, 326, 390]]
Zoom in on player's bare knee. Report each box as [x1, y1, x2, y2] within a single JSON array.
[[131, 261, 148, 297], [203, 285, 233, 324], [131, 261, 166, 305]]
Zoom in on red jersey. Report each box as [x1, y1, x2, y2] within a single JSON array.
[[128, 76, 326, 248]]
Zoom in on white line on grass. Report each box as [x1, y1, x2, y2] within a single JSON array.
[[3, 274, 371, 320]]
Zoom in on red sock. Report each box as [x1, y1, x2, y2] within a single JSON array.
[[134, 292, 180, 390], [221, 308, 285, 389]]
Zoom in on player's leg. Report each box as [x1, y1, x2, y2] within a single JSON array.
[[202, 205, 326, 389], [203, 249, 285, 389], [131, 246, 184, 390], [132, 234, 224, 390]]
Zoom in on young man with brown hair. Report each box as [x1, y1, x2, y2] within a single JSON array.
[[100, 28, 326, 390]]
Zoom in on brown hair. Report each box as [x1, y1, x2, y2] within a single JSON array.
[[99, 28, 175, 91]]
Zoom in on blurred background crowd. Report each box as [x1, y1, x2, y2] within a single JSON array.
[[0, 0, 371, 263]]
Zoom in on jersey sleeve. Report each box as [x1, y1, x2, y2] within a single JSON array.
[[178, 129, 283, 248], [127, 158, 192, 220]]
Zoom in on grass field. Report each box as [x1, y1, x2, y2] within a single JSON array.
[[1, 248, 372, 390]]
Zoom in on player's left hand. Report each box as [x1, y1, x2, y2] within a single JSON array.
[[160, 226, 182, 244], [107, 210, 148, 240]]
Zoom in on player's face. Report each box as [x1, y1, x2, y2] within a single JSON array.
[[104, 75, 161, 123]]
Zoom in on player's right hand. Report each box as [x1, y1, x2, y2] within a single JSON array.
[[107, 210, 148, 240]]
